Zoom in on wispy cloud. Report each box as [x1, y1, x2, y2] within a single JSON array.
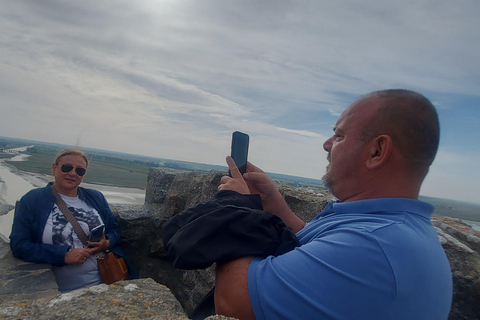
[[0, 0, 479, 202], [275, 127, 323, 138]]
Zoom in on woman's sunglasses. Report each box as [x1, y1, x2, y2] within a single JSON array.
[[60, 164, 87, 176]]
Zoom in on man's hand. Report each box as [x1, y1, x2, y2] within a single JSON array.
[[218, 156, 277, 197], [218, 156, 250, 194], [218, 156, 305, 232], [242, 162, 278, 201], [246, 166, 305, 231]]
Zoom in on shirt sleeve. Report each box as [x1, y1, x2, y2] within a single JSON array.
[[10, 194, 69, 266]]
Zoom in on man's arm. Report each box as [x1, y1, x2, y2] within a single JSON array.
[[215, 257, 255, 319], [248, 183, 305, 233], [219, 157, 305, 233], [215, 157, 304, 319]]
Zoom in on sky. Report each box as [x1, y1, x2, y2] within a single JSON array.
[[1, 0, 479, 204]]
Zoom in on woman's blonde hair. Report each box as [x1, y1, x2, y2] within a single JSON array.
[[54, 149, 89, 167]]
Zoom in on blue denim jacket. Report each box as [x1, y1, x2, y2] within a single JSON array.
[[9, 183, 135, 278]]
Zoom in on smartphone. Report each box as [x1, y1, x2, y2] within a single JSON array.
[[89, 224, 104, 242], [230, 131, 249, 176]]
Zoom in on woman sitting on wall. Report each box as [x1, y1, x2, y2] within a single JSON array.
[[9, 148, 134, 292]]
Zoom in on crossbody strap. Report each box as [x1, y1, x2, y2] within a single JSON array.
[[50, 183, 89, 246]]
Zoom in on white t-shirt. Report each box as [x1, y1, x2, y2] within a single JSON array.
[[42, 194, 104, 292]]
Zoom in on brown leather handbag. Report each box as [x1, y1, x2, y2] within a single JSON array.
[[51, 184, 128, 285], [97, 252, 128, 284]]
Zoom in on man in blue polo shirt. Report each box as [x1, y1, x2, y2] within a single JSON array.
[[216, 89, 452, 319]]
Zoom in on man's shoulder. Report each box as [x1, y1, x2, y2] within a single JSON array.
[[303, 209, 406, 233]]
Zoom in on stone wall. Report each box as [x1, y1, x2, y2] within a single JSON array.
[[1, 168, 480, 319], [0, 238, 190, 319], [116, 168, 332, 314]]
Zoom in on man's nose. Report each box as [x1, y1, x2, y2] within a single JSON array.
[[323, 137, 333, 152]]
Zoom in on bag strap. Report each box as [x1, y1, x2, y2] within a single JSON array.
[[50, 183, 89, 246]]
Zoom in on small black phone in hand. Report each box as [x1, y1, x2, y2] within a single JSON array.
[[89, 224, 104, 242], [230, 131, 249, 176]]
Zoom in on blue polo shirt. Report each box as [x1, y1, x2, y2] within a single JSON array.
[[248, 198, 452, 320]]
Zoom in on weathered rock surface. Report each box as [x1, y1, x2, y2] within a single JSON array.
[[117, 169, 332, 315], [0, 278, 187, 320], [0, 239, 188, 319], [1, 168, 480, 320], [0, 240, 59, 304], [433, 216, 480, 319]]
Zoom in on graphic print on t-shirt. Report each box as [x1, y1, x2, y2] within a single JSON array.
[[51, 205, 102, 248]]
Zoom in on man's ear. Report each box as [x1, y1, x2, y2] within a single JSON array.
[[365, 135, 393, 169]]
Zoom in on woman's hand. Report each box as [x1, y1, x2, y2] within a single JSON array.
[[86, 235, 110, 255], [65, 248, 91, 265]]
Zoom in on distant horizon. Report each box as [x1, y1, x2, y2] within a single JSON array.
[[3, 135, 480, 208], [0, 135, 325, 182]]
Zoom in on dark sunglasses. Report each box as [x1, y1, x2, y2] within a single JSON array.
[[60, 164, 87, 176]]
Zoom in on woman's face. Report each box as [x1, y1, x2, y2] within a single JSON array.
[[52, 155, 87, 196]]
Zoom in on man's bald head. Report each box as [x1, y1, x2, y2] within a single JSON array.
[[359, 89, 440, 168]]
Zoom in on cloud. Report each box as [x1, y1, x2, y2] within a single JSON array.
[[0, 0, 479, 203], [275, 127, 323, 138], [422, 149, 480, 203]]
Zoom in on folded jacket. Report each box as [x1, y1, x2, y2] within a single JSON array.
[[162, 190, 300, 269]]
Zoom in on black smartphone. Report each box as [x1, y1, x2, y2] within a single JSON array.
[[89, 224, 104, 242], [230, 131, 249, 176]]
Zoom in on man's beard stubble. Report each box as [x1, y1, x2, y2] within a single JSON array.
[[322, 171, 333, 192], [322, 151, 333, 192]]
